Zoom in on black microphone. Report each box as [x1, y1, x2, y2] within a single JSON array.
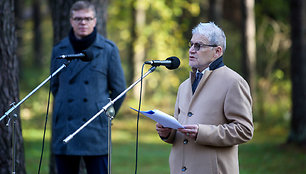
[[56, 50, 93, 62], [145, 56, 180, 70]]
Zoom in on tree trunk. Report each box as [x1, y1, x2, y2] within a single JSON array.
[[132, 0, 147, 98], [0, 0, 26, 173], [14, 0, 24, 67], [241, 0, 256, 95], [287, 0, 306, 147], [49, 0, 74, 44], [33, 0, 43, 67], [126, 1, 136, 86], [209, 0, 223, 24], [90, 0, 108, 38], [48, 0, 109, 173]]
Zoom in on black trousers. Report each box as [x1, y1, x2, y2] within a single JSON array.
[[55, 154, 108, 174]]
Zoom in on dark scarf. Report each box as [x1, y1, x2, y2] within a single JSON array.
[[69, 27, 97, 53], [209, 56, 224, 70]]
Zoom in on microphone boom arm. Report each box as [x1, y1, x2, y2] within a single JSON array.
[[63, 66, 157, 143], [0, 62, 70, 122]]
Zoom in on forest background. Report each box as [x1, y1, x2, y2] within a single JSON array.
[[1, 0, 306, 173]]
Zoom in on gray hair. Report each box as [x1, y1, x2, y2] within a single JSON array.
[[192, 22, 226, 53], [70, 1, 96, 17]]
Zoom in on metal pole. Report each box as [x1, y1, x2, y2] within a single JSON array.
[[0, 63, 69, 122], [63, 66, 156, 144]]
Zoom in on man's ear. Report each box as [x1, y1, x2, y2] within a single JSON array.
[[69, 18, 74, 26], [215, 46, 223, 58], [93, 18, 97, 26]]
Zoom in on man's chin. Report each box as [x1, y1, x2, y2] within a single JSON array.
[[189, 62, 198, 68], [77, 33, 90, 38]]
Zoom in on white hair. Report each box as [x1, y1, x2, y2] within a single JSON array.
[[192, 22, 226, 53]]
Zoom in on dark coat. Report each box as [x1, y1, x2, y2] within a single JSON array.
[[50, 34, 126, 156]]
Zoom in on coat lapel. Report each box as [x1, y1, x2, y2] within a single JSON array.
[[196, 70, 212, 93], [67, 37, 103, 83], [189, 70, 213, 105], [187, 56, 224, 110], [58, 45, 91, 83], [67, 60, 90, 82], [58, 35, 105, 83]]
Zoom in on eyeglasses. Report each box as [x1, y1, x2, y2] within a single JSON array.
[[72, 17, 95, 23], [188, 42, 217, 51]]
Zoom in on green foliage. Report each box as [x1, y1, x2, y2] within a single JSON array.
[[255, 0, 290, 23], [221, 20, 243, 73], [253, 0, 291, 127], [19, 17, 53, 122], [15, 0, 299, 173], [107, 0, 200, 111], [18, 0, 293, 124]]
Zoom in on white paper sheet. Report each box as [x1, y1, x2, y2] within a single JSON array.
[[130, 107, 184, 129]]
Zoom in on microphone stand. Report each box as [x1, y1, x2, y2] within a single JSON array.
[[5, 112, 17, 174], [105, 104, 115, 174], [0, 61, 71, 174], [63, 66, 157, 174], [0, 62, 70, 122]]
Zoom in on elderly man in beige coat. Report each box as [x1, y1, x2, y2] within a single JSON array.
[[156, 22, 254, 174]]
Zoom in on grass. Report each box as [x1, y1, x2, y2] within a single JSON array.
[[239, 143, 306, 174], [22, 116, 306, 174]]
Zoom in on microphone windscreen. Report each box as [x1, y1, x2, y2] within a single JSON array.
[[166, 56, 180, 70], [81, 50, 94, 62]]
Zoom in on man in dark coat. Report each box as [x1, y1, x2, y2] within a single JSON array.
[[50, 1, 126, 173]]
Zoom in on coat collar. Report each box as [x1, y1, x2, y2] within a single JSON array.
[[69, 27, 97, 53], [190, 56, 224, 79], [209, 56, 224, 70], [191, 56, 224, 74], [189, 56, 224, 96]]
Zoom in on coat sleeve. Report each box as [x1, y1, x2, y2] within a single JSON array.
[[195, 78, 254, 146], [50, 47, 60, 97], [106, 43, 126, 113]]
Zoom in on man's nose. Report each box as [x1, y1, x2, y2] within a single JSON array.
[[189, 46, 196, 53]]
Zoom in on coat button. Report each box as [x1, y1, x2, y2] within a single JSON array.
[[84, 80, 89, 84], [182, 166, 187, 172], [187, 112, 193, 117], [183, 139, 188, 144], [83, 98, 88, 102], [68, 99, 73, 103]]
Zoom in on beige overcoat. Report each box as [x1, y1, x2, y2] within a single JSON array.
[[163, 66, 254, 174]]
